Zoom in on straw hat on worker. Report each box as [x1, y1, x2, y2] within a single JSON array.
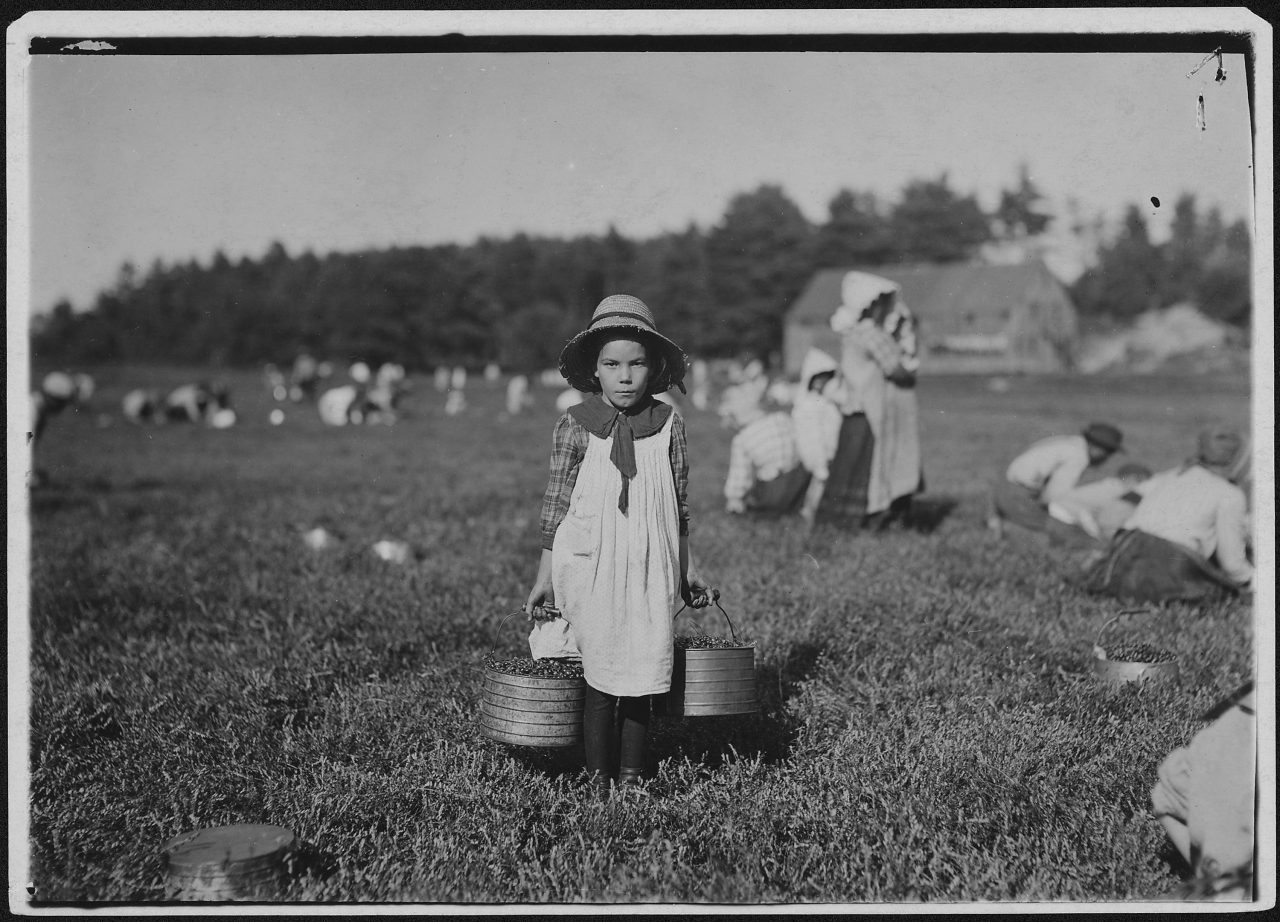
[[557, 295, 688, 395]]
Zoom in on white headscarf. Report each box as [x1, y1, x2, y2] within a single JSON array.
[[831, 271, 902, 334]]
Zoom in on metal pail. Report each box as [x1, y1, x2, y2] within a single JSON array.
[[480, 610, 585, 748], [666, 594, 759, 717], [162, 824, 295, 901], [1090, 610, 1181, 687]]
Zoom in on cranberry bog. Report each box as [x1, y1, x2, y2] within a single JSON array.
[[19, 366, 1260, 905]]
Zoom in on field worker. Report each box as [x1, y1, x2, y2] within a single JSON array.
[[723, 395, 810, 517], [433, 365, 451, 392], [506, 374, 531, 416], [1084, 427, 1252, 603], [1045, 462, 1153, 548], [163, 382, 214, 424], [451, 365, 467, 391], [716, 377, 765, 429], [318, 384, 364, 426], [30, 371, 85, 445], [122, 388, 163, 425], [484, 362, 502, 383], [690, 358, 710, 411], [988, 422, 1125, 537], [289, 351, 321, 402], [264, 363, 289, 402], [205, 382, 237, 429], [1150, 683, 1255, 900], [365, 363, 407, 424], [556, 387, 585, 412], [444, 389, 467, 416], [72, 373, 95, 403], [525, 294, 713, 796], [823, 271, 924, 530], [790, 349, 846, 526]]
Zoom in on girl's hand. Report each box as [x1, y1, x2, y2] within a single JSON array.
[[525, 582, 554, 620], [682, 572, 715, 609], [525, 548, 555, 620]]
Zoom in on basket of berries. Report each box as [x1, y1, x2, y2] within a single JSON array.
[[667, 592, 759, 717], [480, 608, 585, 748], [1091, 610, 1181, 687]]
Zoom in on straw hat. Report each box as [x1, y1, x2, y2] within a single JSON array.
[[1082, 422, 1124, 455], [558, 295, 687, 394]]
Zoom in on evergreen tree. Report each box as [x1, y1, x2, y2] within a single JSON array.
[[811, 189, 894, 268], [889, 174, 992, 262], [704, 184, 814, 362], [994, 164, 1052, 240]]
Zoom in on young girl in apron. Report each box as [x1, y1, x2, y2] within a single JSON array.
[[525, 295, 712, 794]]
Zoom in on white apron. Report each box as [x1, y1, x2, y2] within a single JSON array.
[[546, 413, 681, 696], [839, 326, 922, 515]]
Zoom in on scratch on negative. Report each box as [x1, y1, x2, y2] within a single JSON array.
[[61, 40, 117, 52]]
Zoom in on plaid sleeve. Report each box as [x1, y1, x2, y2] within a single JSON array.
[[669, 411, 690, 535], [540, 413, 587, 550]]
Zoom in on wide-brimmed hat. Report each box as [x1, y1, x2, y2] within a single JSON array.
[[1082, 422, 1124, 454], [558, 295, 688, 394]]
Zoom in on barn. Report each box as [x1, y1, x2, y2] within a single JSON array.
[[783, 260, 1079, 376]]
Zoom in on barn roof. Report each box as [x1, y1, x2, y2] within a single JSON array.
[[788, 261, 1067, 336]]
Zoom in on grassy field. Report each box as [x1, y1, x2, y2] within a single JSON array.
[[17, 365, 1259, 905]]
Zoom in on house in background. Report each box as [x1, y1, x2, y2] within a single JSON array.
[[783, 260, 1079, 376]]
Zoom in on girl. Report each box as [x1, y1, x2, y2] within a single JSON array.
[[525, 294, 712, 794], [822, 272, 923, 530]]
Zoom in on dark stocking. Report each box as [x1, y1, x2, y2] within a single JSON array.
[[583, 684, 618, 786], [617, 695, 652, 784]]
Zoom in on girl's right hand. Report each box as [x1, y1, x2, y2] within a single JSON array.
[[525, 583, 554, 620]]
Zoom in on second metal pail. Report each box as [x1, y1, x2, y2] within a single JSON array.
[[666, 594, 759, 717]]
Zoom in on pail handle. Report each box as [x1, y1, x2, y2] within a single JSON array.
[[674, 590, 739, 644], [487, 609, 534, 660], [1095, 608, 1158, 650]]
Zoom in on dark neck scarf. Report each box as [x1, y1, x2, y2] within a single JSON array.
[[569, 395, 673, 513]]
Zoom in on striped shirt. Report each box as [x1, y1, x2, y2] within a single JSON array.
[[724, 412, 801, 505], [540, 411, 689, 550]]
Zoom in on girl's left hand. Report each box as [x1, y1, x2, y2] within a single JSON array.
[[682, 573, 715, 609]]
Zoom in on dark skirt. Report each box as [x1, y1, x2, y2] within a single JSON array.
[[745, 465, 812, 516], [818, 413, 875, 522], [1083, 528, 1241, 604]]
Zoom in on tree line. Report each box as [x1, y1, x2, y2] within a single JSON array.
[[31, 171, 1251, 374]]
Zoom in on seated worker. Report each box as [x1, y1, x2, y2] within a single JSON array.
[[1084, 426, 1252, 603], [988, 422, 1125, 537], [790, 349, 848, 527], [1151, 682, 1255, 900], [724, 399, 810, 517], [1045, 462, 1153, 548]]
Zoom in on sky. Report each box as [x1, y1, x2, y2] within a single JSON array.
[[12, 14, 1264, 316]]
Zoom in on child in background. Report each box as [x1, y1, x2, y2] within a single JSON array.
[[791, 348, 847, 528], [525, 295, 712, 795]]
